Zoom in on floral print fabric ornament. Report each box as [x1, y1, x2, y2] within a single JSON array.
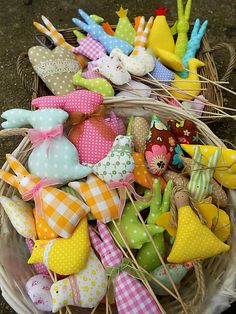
[[145, 115, 184, 175], [167, 119, 199, 144]]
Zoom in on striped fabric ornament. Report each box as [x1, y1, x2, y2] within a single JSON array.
[[187, 146, 221, 201]]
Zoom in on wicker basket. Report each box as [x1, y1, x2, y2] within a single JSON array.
[[0, 26, 236, 314], [0, 98, 236, 314]]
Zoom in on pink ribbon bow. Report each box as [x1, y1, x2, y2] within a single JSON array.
[[28, 124, 63, 155], [22, 178, 60, 220], [108, 173, 152, 218]]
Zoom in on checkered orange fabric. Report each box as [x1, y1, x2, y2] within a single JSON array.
[[0, 154, 90, 238], [131, 16, 154, 56], [69, 174, 120, 223]]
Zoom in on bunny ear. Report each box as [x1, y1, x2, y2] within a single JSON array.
[[41, 15, 57, 32], [6, 154, 30, 177], [89, 225, 103, 252], [205, 147, 221, 178], [32, 95, 66, 110], [191, 146, 202, 175], [79, 9, 96, 26], [0, 169, 19, 189], [143, 16, 154, 37], [33, 21, 51, 37], [97, 221, 114, 243], [72, 18, 89, 33]]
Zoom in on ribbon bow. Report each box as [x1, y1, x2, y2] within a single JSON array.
[[108, 173, 152, 218], [28, 124, 63, 155], [22, 178, 60, 220], [106, 258, 144, 304]]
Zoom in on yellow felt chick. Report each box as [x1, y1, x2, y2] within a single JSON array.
[[167, 191, 229, 263], [147, 7, 175, 54], [181, 144, 236, 189], [170, 59, 205, 100], [28, 217, 90, 275], [0, 195, 36, 239]]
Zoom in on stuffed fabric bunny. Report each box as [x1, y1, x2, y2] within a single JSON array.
[[1, 108, 92, 183], [72, 9, 133, 55], [89, 221, 162, 314], [50, 249, 107, 312], [73, 34, 107, 60], [0, 154, 89, 238]]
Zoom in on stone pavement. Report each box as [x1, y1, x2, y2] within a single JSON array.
[[0, 0, 235, 313]]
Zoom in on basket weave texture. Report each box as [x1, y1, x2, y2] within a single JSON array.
[[0, 27, 236, 314]]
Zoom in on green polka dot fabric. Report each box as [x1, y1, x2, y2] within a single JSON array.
[[114, 7, 136, 45], [92, 135, 135, 183], [28, 46, 81, 96]]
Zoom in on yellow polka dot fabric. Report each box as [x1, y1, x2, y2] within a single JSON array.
[[28, 217, 90, 275], [167, 206, 230, 263], [181, 144, 236, 189]]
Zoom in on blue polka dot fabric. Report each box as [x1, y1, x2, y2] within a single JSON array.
[[73, 9, 133, 55], [150, 59, 174, 85]]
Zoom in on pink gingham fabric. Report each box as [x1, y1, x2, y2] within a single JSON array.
[[89, 222, 161, 314], [73, 34, 106, 61], [32, 90, 103, 114], [115, 272, 162, 314]]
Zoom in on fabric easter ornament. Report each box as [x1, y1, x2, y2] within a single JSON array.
[[28, 46, 81, 96], [72, 9, 133, 55], [33, 209, 58, 240], [0, 154, 89, 238], [69, 174, 120, 223], [145, 115, 184, 175], [116, 80, 151, 98], [182, 95, 206, 116], [68, 111, 125, 164], [91, 53, 131, 85], [26, 239, 49, 275], [167, 119, 198, 144], [32, 90, 104, 113], [111, 16, 155, 76], [147, 7, 184, 72], [90, 221, 162, 314], [149, 59, 174, 85], [178, 19, 208, 78], [114, 7, 136, 45], [28, 218, 90, 275], [181, 144, 236, 189], [33, 16, 87, 67], [109, 189, 161, 249], [187, 146, 221, 201], [136, 180, 172, 272], [167, 191, 229, 263], [73, 70, 114, 97], [133, 152, 166, 191], [50, 249, 107, 312], [0, 195, 36, 239], [130, 116, 149, 153], [73, 34, 106, 61], [170, 58, 205, 100], [1, 108, 92, 183], [150, 263, 193, 295], [26, 274, 53, 312]]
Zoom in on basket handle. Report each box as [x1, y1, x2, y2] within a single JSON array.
[[0, 128, 29, 138], [203, 42, 236, 81]]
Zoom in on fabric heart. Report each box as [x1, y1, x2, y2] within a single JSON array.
[[28, 46, 81, 96]]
